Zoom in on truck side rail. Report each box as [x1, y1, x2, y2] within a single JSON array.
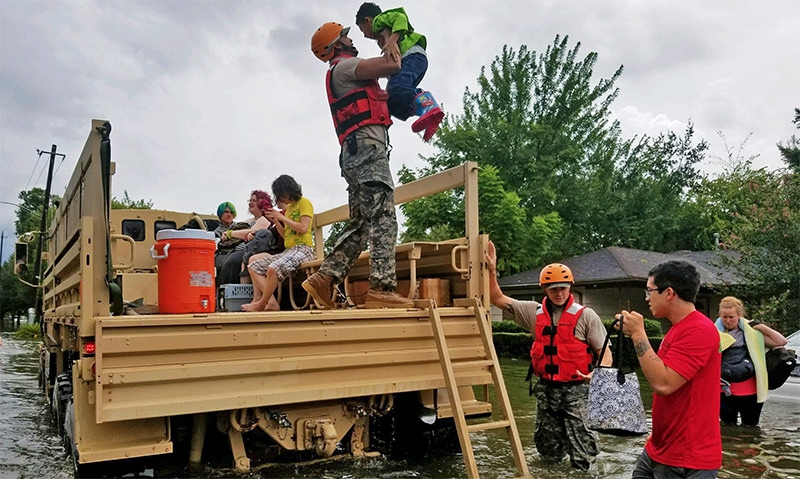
[[300, 161, 484, 305], [44, 120, 112, 326]]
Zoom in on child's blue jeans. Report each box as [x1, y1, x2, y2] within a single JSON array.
[[386, 52, 428, 121]]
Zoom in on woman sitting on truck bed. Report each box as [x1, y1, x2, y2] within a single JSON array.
[[242, 175, 315, 311], [216, 190, 273, 286]]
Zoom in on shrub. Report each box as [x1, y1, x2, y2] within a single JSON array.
[[14, 323, 41, 340], [491, 320, 527, 334], [492, 332, 530, 359]]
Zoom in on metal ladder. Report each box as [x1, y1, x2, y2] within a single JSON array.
[[425, 298, 530, 479]]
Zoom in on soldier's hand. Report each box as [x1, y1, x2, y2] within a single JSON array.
[[485, 240, 498, 275], [576, 369, 593, 382]]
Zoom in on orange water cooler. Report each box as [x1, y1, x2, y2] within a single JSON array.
[[150, 229, 218, 314]]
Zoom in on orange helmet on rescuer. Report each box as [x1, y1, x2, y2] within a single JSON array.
[[539, 263, 574, 289], [311, 22, 350, 62]]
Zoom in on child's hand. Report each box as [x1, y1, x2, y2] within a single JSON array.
[[265, 209, 285, 223]]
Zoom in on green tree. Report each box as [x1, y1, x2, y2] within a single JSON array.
[[601, 125, 708, 253], [0, 188, 59, 323], [112, 191, 153, 209], [777, 107, 800, 173], [401, 36, 707, 273], [323, 221, 347, 256], [711, 112, 800, 333], [0, 259, 32, 323]]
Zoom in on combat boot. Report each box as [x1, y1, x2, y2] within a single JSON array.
[[410, 91, 444, 142], [363, 288, 415, 309], [302, 272, 335, 309]]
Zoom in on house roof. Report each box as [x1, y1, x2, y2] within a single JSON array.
[[498, 246, 742, 289]]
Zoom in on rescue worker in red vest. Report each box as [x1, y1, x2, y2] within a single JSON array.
[[485, 240, 612, 471], [304, 22, 414, 309]]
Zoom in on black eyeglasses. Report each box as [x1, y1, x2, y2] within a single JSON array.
[[644, 287, 664, 299]]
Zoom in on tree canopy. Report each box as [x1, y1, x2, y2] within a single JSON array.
[[0, 187, 59, 322], [398, 36, 799, 331], [400, 35, 707, 274], [710, 110, 800, 332], [112, 190, 153, 209]]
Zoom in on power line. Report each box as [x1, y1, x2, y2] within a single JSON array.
[[32, 158, 48, 189], [52, 154, 67, 181], [22, 149, 45, 193]]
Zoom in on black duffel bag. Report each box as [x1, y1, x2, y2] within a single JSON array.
[[765, 347, 797, 390]]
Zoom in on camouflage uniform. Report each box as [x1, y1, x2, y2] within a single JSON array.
[[318, 141, 398, 290], [532, 380, 598, 470]]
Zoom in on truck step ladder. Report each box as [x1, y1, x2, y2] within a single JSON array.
[[425, 298, 530, 479]]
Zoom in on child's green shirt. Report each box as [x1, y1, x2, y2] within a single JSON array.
[[372, 7, 426, 54]]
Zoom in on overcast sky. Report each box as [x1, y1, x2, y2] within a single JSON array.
[[2, 0, 798, 262]]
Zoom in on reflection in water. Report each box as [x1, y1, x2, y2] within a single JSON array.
[[0, 337, 71, 478], [719, 409, 800, 479], [1, 339, 798, 478]]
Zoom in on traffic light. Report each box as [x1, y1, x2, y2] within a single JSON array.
[[14, 241, 28, 274]]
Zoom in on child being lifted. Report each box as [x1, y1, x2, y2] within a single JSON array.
[[356, 2, 444, 142]]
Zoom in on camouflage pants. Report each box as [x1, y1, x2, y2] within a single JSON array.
[[319, 141, 398, 290], [532, 380, 599, 470]]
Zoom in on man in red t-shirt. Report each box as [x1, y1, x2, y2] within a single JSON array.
[[620, 260, 722, 478]]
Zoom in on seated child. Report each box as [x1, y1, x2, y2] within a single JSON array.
[[356, 2, 444, 142], [241, 175, 315, 312]]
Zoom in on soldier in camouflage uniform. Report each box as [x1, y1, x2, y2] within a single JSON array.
[[485, 241, 612, 470], [305, 22, 413, 309]]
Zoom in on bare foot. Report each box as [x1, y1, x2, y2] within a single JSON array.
[[241, 302, 265, 312], [265, 296, 280, 311]]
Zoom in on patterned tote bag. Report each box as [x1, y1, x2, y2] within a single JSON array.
[[587, 317, 649, 436]]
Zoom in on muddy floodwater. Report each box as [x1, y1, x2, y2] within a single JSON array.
[[1, 337, 799, 478]]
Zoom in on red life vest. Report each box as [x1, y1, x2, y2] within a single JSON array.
[[326, 54, 392, 146], [530, 295, 595, 382]]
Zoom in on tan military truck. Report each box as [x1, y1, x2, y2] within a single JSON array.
[[33, 119, 528, 478]]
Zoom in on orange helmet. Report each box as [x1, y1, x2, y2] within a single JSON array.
[[311, 22, 350, 62], [539, 263, 574, 288]]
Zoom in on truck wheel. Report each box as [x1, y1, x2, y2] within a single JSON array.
[[65, 399, 97, 478], [52, 373, 72, 435], [65, 399, 76, 456]]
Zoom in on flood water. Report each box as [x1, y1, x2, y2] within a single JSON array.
[[1, 338, 799, 478]]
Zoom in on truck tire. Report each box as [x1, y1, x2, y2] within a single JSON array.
[[65, 399, 77, 458], [51, 373, 72, 435], [64, 399, 97, 478]]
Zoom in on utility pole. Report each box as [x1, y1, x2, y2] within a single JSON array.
[[34, 144, 65, 324]]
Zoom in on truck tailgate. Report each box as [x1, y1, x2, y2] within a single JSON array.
[[94, 306, 493, 423]]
